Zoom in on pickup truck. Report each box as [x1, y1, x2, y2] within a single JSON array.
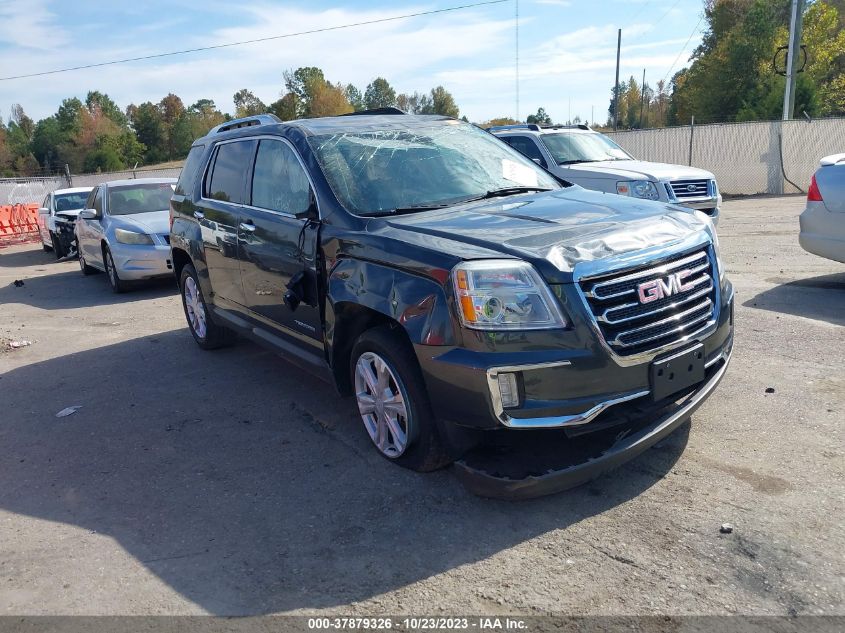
[[169, 111, 734, 498]]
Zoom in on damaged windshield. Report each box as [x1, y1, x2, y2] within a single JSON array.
[[540, 132, 632, 164], [307, 121, 560, 216]]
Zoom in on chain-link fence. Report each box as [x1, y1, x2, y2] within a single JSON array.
[[605, 117, 845, 196], [0, 165, 183, 206]]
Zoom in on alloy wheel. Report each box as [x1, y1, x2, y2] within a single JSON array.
[[183, 276, 207, 339], [354, 351, 411, 458]]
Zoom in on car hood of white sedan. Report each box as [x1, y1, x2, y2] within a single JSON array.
[[110, 210, 169, 236], [563, 159, 716, 182]]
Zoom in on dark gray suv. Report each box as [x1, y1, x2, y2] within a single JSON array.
[[170, 111, 734, 498]]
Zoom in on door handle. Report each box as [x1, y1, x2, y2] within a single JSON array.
[[193, 210, 205, 220], [239, 221, 256, 233]]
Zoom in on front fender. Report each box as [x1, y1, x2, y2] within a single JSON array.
[[327, 258, 457, 346]]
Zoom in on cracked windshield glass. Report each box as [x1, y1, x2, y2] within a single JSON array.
[[308, 121, 561, 216]]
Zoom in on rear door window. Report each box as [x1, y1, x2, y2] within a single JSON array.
[[206, 141, 256, 204]]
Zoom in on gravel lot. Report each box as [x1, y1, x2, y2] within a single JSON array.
[[0, 195, 842, 616]]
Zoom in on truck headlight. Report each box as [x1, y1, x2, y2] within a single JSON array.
[[617, 180, 660, 201], [452, 260, 567, 330], [115, 228, 154, 245]]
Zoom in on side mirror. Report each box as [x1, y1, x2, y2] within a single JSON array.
[[79, 209, 98, 220], [38, 207, 50, 215]]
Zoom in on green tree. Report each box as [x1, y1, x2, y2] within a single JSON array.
[[233, 89, 267, 118], [85, 91, 127, 126], [527, 107, 552, 125], [428, 86, 460, 117], [84, 146, 124, 172], [364, 77, 396, 109], [269, 93, 300, 121], [345, 84, 365, 111], [128, 102, 166, 163]]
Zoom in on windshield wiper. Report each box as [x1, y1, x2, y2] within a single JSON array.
[[477, 186, 554, 199], [559, 159, 599, 165], [364, 203, 452, 217]]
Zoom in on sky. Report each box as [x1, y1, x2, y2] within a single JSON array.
[[0, 0, 706, 125]]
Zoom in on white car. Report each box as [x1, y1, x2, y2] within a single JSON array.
[[490, 124, 722, 224], [36, 187, 93, 258], [799, 153, 845, 264]]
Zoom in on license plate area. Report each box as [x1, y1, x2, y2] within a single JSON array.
[[650, 343, 705, 401]]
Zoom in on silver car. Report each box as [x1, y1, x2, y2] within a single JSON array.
[[75, 178, 177, 292], [799, 153, 845, 264]]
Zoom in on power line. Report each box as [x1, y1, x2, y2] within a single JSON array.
[[660, 15, 704, 86], [0, 0, 509, 82]]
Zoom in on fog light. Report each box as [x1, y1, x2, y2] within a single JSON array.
[[497, 372, 520, 408]]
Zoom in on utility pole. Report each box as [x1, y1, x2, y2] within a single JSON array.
[[782, 0, 806, 120], [614, 28, 621, 131], [515, 0, 520, 121], [639, 68, 646, 129]]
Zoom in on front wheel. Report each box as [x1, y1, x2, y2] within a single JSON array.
[[50, 232, 64, 259], [351, 326, 452, 472], [103, 246, 127, 293], [180, 264, 235, 350]]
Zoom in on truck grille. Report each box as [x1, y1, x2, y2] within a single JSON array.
[[670, 179, 711, 200], [579, 249, 717, 356]]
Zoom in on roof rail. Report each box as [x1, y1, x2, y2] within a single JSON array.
[[487, 123, 541, 133], [209, 114, 282, 135], [539, 123, 592, 131], [341, 107, 407, 116]]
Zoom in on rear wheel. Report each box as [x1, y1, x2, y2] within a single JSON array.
[[103, 246, 127, 293], [180, 264, 235, 350], [78, 249, 96, 275], [351, 326, 452, 472]]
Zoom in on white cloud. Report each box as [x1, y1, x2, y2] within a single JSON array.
[[0, 0, 67, 50], [534, 0, 572, 6]]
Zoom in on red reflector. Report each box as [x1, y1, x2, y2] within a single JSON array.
[[808, 175, 823, 202]]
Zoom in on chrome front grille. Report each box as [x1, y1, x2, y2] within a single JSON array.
[[670, 179, 711, 200], [579, 249, 717, 356]]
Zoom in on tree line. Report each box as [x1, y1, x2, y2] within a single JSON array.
[[0, 68, 462, 177], [608, 0, 845, 128]]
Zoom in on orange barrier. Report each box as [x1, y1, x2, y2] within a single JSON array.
[[0, 203, 41, 247]]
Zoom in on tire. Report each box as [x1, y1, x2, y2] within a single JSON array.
[[103, 246, 127, 293], [350, 326, 453, 472], [179, 264, 236, 350], [78, 249, 97, 276], [50, 232, 64, 259]]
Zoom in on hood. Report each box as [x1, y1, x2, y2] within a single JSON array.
[[110, 210, 170, 235], [564, 159, 715, 182], [55, 207, 84, 221], [382, 187, 711, 283]]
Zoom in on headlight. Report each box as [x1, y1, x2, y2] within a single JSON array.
[[695, 211, 725, 282], [617, 180, 660, 201], [115, 228, 154, 245], [452, 260, 567, 330]]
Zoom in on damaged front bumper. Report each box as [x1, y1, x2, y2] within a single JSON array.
[[454, 338, 732, 500]]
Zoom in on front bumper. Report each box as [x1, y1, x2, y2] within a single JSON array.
[[454, 340, 732, 499], [110, 243, 173, 280], [418, 281, 734, 431]]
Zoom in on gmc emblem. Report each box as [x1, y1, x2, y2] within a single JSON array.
[[637, 270, 696, 304]]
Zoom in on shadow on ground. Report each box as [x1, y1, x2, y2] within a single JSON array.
[[0, 246, 176, 309], [0, 330, 691, 614], [745, 272, 845, 326]]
